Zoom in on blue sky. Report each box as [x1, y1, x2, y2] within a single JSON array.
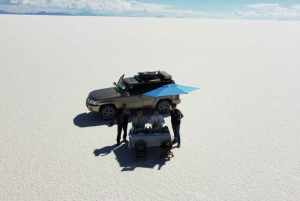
[[140, 0, 300, 12], [1, 0, 300, 20]]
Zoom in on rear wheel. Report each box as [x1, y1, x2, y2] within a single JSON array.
[[156, 100, 170, 114], [100, 105, 116, 120]]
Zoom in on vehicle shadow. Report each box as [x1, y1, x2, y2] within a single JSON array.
[[73, 112, 110, 127], [74, 108, 170, 128], [93, 143, 170, 171]]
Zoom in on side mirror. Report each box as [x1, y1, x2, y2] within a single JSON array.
[[113, 82, 117, 86]]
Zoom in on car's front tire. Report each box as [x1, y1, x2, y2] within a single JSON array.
[[100, 105, 116, 120], [156, 100, 170, 114]]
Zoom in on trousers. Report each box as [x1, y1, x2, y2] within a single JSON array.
[[172, 124, 181, 145], [117, 123, 128, 143]]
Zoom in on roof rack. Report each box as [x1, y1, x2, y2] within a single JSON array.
[[137, 71, 172, 82]]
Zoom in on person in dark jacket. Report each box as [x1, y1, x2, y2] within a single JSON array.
[[113, 102, 130, 146], [170, 103, 184, 148]]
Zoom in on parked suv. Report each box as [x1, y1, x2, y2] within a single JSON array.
[[86, 71, 181, 120]]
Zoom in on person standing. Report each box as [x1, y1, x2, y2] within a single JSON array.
[[113, 102, 130, 146], [170, 103, 184, 148]]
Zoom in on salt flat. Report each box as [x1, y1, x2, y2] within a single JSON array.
[[1, 15, 300, 200]]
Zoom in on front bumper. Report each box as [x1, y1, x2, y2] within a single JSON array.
[[86, 102, 100, 112]]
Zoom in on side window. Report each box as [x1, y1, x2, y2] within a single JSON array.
[[149, 82, 167, 90], [155, 82, 165, 88], [144, 83, 159, 92], [160, 81, 172, 87], [127, 85, 144, 95], [127, 82, 172, 95]]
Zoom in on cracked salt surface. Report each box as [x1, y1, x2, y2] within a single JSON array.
[[1, 15, 300, 200]]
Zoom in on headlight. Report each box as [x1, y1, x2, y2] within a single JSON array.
[[87, 99, 98, 105]]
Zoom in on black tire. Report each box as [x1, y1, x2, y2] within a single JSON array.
[[100, 105, 116, 120], [156, 100, 170, 114]]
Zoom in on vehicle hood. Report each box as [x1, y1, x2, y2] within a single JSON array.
[[89, 87, 120, 100]]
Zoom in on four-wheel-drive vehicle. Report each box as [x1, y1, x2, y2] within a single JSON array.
[[86, 71, 181, 120]]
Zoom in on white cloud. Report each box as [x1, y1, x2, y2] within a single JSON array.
[[293, 4, 300, 10], [246, 3, 289, 13], [245, 3, 300, 20], [130, 1, 165, 11]]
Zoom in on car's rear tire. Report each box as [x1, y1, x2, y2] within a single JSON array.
[[156, 100, 170, 114], [100, 105, 116, 120]]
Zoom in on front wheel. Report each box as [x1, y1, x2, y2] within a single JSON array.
[[156, 100, 170, 114], [100, 105, 116, 120]]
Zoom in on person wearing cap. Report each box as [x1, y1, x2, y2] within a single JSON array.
[[113, 102, 130, 146], [150, 109, 165, 130], [132, 110, 148, 129], [170, 103, 184, 148]]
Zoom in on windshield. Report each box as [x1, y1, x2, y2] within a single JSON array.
[[115, 81, 127, 94]]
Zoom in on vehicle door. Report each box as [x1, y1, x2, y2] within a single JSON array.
[[116, 74, 124, 85], [141, 82, 161, 107], [122, 84, 142, 109]]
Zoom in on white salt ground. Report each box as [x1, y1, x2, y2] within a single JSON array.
[[1, 15, 300, 200]]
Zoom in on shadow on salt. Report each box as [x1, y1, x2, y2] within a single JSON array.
[[93, 143, 170, 171]]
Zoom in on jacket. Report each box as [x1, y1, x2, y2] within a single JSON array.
[[170, 109, 182, 125], [113, 107, 130, 124]]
